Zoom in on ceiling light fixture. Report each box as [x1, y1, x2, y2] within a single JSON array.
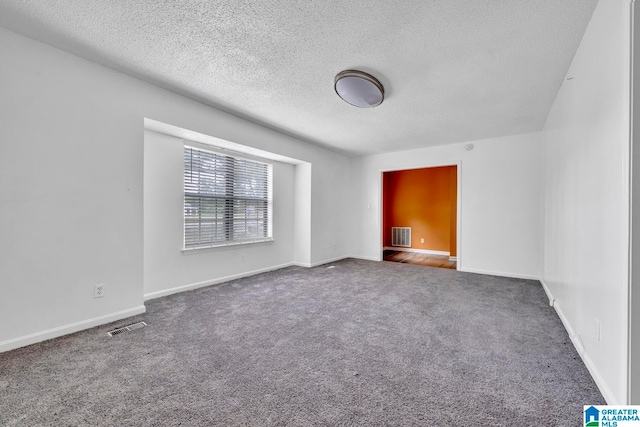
[[334, 70, 384, 108]]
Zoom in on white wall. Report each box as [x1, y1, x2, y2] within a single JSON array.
[[294, 163, 312, 266], [348, 132, 543, 279], [0, 27, 349, 352], [143, 131, 296, 298], [542, 0, 630, 404], [0, 29, 146, 350]]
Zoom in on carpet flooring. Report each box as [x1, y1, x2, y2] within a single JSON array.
[[0, 259, 604, 426]]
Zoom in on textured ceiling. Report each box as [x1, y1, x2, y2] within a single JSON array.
[[0, 1, 599, 156]]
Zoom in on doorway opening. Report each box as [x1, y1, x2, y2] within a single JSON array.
[[382, 165, 458, 270]]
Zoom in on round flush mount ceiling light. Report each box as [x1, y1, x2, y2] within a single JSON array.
[[334, 70, 384, 108]]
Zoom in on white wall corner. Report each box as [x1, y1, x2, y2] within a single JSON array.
[[539, 278, 556, 307], [308, 256, 350, 268], [549, 294, 618, 404], [144, 262, 295, 301]]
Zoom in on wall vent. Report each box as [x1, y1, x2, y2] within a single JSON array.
[[107, 322, 147, 337], [391, 227, 411, 247]]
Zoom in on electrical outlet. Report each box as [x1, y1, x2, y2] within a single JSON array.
[[420, 238, 425, 244], [94, 284, 105, 298], [595, 319, 601, 342]]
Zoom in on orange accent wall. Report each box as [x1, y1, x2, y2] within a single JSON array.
[[383, 166, 457, 256]]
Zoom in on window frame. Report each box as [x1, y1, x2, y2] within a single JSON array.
[[182, 142, 274, 251]]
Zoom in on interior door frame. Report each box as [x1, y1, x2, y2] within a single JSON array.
[[378, 161, 462, 271], [629, 0, 638, 404]]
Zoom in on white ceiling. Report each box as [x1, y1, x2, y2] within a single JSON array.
[[0, 1, 599, 156]]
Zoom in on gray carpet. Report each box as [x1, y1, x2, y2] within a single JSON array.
[[1, 259, 604, 426]]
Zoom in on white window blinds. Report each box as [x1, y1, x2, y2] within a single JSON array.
[[184, 145, 273, 249]]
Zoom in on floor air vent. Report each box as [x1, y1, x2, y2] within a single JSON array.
[[107, 321, 147, 337]]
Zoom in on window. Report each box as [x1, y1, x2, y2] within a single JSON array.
[[183, 145, 272, 250]]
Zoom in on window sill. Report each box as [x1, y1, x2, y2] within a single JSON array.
[[181, 239, 274, 255]]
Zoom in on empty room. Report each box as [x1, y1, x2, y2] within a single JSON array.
[[1, 0, 639, 425]]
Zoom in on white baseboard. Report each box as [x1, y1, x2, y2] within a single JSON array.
[[449, 256, 458, 262], [538, 277, 556, 307], [144, 262, 295, 300], [309, 256, 350, 267], [350, 255, 381, 262], [293, 256, 353, 268], [0, 305, 146, 354], [458, 267, 540, 281], [540, 278, 616, 404], [292, 262, 312, 267], [383, 246, 450, 256]]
